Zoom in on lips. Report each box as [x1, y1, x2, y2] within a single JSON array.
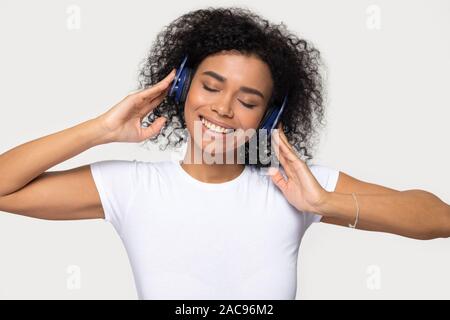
[[199, 116, 235, 135], [199, 115, 235, 130]]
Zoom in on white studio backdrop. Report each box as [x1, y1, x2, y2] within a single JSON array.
[[0, 0, 449, 299]]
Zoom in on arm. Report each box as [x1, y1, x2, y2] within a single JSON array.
[[0, 118, 111, 220], [269, 125, 450, 240], [0, 118, 109, 197], [0, 68, 175, 220], [319, 171, 450, 240]]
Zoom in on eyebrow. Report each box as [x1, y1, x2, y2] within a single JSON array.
[[201, 70, 265, 99]]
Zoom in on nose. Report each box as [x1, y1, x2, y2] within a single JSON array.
[[211, 103, 233, 118]]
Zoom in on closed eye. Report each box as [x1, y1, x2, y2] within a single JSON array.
[[238, 100, 256, 108], [202, 84, 219, 92], [202, 85, 257, 109]]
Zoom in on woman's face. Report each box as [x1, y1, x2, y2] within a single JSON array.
[[183, 50, 274, 159]]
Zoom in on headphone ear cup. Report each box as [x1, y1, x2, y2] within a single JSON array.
[[180, 68, 192, 104], [258, 106, 275, 130], [259, 95, 288, 131]]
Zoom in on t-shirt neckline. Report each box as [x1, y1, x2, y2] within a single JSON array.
[[172, 160, 250, 189]]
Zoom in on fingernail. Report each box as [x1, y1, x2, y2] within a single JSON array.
[[166, 69, 175, 78], [271, 129, 279, 140]]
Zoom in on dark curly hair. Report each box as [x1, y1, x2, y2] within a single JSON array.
[[137, 6, 327, 169]]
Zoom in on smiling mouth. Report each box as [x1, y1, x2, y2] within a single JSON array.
[[199, 116, 235, 134]]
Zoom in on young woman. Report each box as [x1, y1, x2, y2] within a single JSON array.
[[0, 7, 449, 300]]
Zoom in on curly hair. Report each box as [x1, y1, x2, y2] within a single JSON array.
[[137, 6, 328, 169]]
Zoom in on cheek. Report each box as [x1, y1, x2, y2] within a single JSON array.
[[186, 85, 209, 107], [183, 90, 198, 120], [238, 109, 266, 130]]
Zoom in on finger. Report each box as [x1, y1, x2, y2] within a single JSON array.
[[142, 116, 167, 139], [139, 69, 176, 99], [274, 127, 307, 169], [272, 129, 298, 163], [270, 167, 289, 193], [278, 137, 299, 163], [277, 122, 298, 155], [279, 150, 297, 180], [127, 84, 166, 101], [271, 133, 297, 179], [138, 87, 169, 118], [147, 84, 171, 105]]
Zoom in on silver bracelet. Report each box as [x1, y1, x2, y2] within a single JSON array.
[[348, 192, 360, 228]]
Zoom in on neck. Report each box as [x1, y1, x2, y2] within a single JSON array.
[[179, 139, 245, 184]]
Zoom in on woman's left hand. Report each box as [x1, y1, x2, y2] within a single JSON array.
[[269, 122, 329, 214]]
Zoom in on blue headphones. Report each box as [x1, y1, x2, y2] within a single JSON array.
[[168, 54, 288, 133]]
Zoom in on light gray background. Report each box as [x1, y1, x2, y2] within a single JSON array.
[[0, 0, 449, 299]]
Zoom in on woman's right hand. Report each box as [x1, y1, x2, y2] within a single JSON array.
[[95, 69, 177, 143]]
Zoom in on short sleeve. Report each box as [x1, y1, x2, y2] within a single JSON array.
[[90, 159, 139, 235], [303, 164, 340, 228]]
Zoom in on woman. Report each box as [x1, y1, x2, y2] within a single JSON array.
[[0, 7, 448, 299]]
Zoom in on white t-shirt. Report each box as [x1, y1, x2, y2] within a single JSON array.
[[90, 159, 339, 299]]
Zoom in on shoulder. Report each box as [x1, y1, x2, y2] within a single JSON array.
[[249, 163, 340, 194], [90, 158, 175, 170], [90, 159, 172, 182], [307, 163, 340, 192]]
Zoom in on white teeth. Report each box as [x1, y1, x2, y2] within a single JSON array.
[[201, 117, 234, 134]]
